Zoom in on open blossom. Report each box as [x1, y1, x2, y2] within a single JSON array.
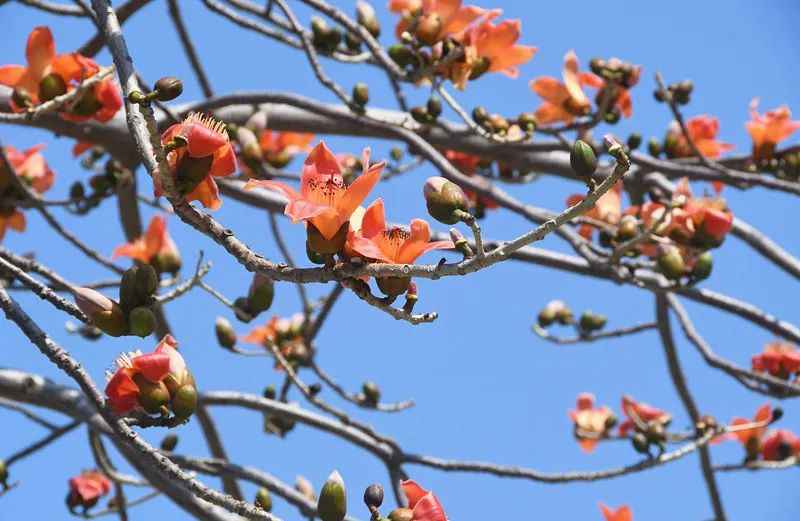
[[112, 215, 181, 274], [0, 27, 121, 122], [529, 50, 592, 125], [568, 392, 615, 453], [449, 12, 536, 89], [745, 98, 800, 162], [388, 0, 486, 44], [67, 470, 112, 512], [0, 143, 55, 241], [241, 313, 310, 369], [751, 340, 800, 379], [158, 113, 237, 210], [618, 395, 671, 436], [762, 429, 800, 461], [245, 141, 384, 254], [664, 116, 734, 159], [401, 480, 447, 521], [566, 181, 623, 239], [600, 504, 633, 521], [105, 335, 196, 419], [725, 404, 772, 458]]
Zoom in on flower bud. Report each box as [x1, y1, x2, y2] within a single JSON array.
[[132, 373, 170, 415], [579, 311, 607, 331], [215, 317, 237, 350], [361, 381, 381, 405], [657, 244, 685, 281], [627, 132, 642, 150], [648, 137, 662, 157], [129, 306, 155, 338], [237, 126, 263, 168], [153, 76, 183, 102], [423, 176, 469, 224], [355, 0, 380, 37], [136, 264, 159, 299], [403, 282, 418, 314], [363, 483, 384, 509], [488, 114, 509, 134], [672, 79, 693, 105], [518, 112, 537, 131], [570, 140, 597, 179], [0, 459, 7, 487], [388, 508, 414, 521], [415, 13, 443, 45], [410, 106, 431, 124], [690, 251, 713, 282], [72, 91, 102, 116], [151, 247, 182, 275], [318, 470, 347, 521], [160, 433, 179, 451], [73, 287, 126, 337], [246, 111, 268, 133], [390, 147, 404, 161], [449, 227, 473, 257], [345, 31, 362, 52], [248, 273, 275, 316], [352, 83, 369, 107], [39, 73, 67, 102], [296, 475, 316, 501], [11, 88, 33, 110], [426, 96, 442, 118], [632, 432, 650, 454], [472, 106, 489, 124], [388, 44, 413, 66], [616, 214, 639, 242], [311, 16, 331, 47], [255, 486, 273, 511], [170, 383, 198, 420]]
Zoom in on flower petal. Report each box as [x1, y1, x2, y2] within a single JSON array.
[[336, 159, 383, 220], [26, 26, 55, 73], [244, 179, 302, 201], [131, 352, 171, 383], [0, 65, 25, 87]]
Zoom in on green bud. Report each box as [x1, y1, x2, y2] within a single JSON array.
[[160, 433, 179, 451], [657, 245, 685, 281], [616, 214, 639, 242], [129, 306, 155, 337], [361, 381, 381, 405], [69, 182, 85, 201], [556, 306, 574, 325], [517, 111, 537, 131], [247, 274, 275, 316], [318, 470, 347, 521], [390, 147, 404, 161], [74, 287, 127, 337], [410, 106, 431, 124], [388, 508, 414, 521], [648, 137, 662, 157], [132, 373, 170, 415], [263, 386, 277, 400], [255, 487, 273, 511], [388, 44, 413, 66], [632, 432, 650, 454], [423, 176, 469, 224], [120, 267, 143, 309], [355, 0, 381, 37], [170, 384, 198, 420], [627, 132, 642, 150], [215, 317, 237, 350], [352, 83, 369, 106], [570, 140, 597, 179], [39, 73, 67, 102], [426, 96, 442, 118], [136, 264, 158, 300], [345, 32, 362, 52], [472, 106, 489, 124], [153, 76, 183, 102], [690, 251, 713, 282], [579, 311, 607, 331]]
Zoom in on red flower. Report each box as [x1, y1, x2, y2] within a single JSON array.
[[0, 143, 55, 241], [569, 392, 614, 453], [0, 27, 121, 122], [245, 141, 383, 251], [112, 215, 181, 274], [664, 116, 734, 159], [401, 480, 447, 521], [725, 404, 772, 458], [158, 113, 237, 210], [618, 395, 671, 436], [762, 429, 800, 461], [67, 470, 112, 512], [751, 340, 800, 379], [529, 50, 592, 125], [600, 503, 633, 521], [745, 98, 800, 162]]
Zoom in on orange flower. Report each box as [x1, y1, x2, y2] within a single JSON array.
[[664, 116, 734, 159], [762, 429, 800, 461], [618, 395, 671, 436], [727, 404, 772, 457], [0, 143, 55, 241], [158, 113, 237, 210], [245, 141, 384, 252], [745, 98, 800, 162], [671, 177, 733, 246], [401, 480, 448, 521], [529, 50, 592, 125], [751, 340, 800, 379], [600, 504, 633, 521], [241, 314, 304, 346], [568, 392, 614, 453], [566, 181, 622, 239], [388, 0, 486, 45], [449, 12, 536, 88], [112, 215, 181, 274], [0, 27, 121, 122], [67, 470, 112, 513], [259, 130, 314, 168]]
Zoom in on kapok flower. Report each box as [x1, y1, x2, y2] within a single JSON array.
[[600, 504, 633, 521], [67, 470, 112, 513], [259, 130, 314, 168], [158, 113, 237, 210], [388, 0, 486, 45], [529, 50, 592, 125], [401, 480, 447, 521], [241, 313, 310, 369], [618, 395, 671, 436], [347, 199, 454, 296], [112, 215, 181, 274], [670, 177, 734, 247], [664, 116, 734, 159], [566, 181, 623, 239], [449, 13, 536, 89], [0, 143, 55, 241], [105, 335, 196, 419], [751, 340, 800, 379], [569, 392, 615, 453], [245, 141, 384, 255], [745, 98, 800, 162], [0, 27, 121, 122], [762, 429, 800, 461], [728, 404, 773, 459]]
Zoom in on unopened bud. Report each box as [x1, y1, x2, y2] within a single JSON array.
[[39, 73, 67, 102], [672, 79, 693, 105], [390, 147, 403, 161], [648, 137, 662, 157], [518, 111, 537, 131], [388, 508, 414, 521], [255, 486, 273, 511], [215, 317, 237, 350], [388, 44, 413, 66], [160, 433, 179, 451], [136, 264, 158, 300], [579, 311, 607, 332], [627, 132, 642, 150], [472, 106, 489, 124], [570, 140, 597, 179], [153, 76, 183, 102], [772, 407, 784, 422], [449, 228, 473, 257], [133, 373, 170, 414], [690, 251, 713, 282], [423, 176, 469, 225], [246, 111, 268, 133], [318, 470, 347, 521], [657, 244, 685, 281], [410, 106, 431, 124], [263, 386, 277, 400], [426, 96, 442, 118], [403, 282, 419, 314], [129, 306, 155, 337], [415, 13, 443, 46], [363, 483, 384, 509], [296, 475, 316, 501], [170, 384, 198, 420], [376, 276, 411, 298], [73, 288, 126, 337], [237, 126, 263, 167], [247, 273, 275, 316], [488, 114, 509, 134], [355, 0, 380, 37], [352, 83, 369, 106], [632, 432, 650, 454], [616, 214, 639, 242], [307, 220, 348, 255], [361, 381, 381, 405]]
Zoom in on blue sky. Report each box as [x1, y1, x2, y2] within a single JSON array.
[[1, 1, 799, 520]]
